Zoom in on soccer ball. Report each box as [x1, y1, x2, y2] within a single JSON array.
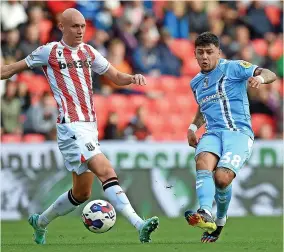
[[82, 200, 116, 233]]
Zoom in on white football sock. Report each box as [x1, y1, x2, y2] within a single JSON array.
[[215, 216, 227, 226], [37, 190, 79, 228], [104, 185, 144, 230]]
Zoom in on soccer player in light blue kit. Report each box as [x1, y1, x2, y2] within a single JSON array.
[[184, 32, 277, 243]]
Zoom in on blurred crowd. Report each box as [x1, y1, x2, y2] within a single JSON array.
[[1, 0, 283, 142]]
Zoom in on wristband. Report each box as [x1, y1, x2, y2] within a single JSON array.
[[188, 124, 198, 133], [255, 75, 264, 84]]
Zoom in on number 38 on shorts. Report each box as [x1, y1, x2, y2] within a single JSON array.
[[195, 131, 254, 174]]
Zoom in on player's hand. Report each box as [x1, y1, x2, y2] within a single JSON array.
[[131, 74, 146, 86], [248, 76, 262, 89], [187, 129, 198, 148]]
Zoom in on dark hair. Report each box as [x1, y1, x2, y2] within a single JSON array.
[[195, 32, 220, 48]]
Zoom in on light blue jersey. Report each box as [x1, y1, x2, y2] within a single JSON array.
[[191, 58, 258, 139], [191, 59, 257, 173]]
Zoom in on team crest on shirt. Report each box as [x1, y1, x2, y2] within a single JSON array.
[[203, 77, 209, 88], [239, 61, 252, 68]]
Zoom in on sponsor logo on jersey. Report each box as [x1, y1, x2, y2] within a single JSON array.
[[239, 61, 252, 68], [58, 60, 92, 69]]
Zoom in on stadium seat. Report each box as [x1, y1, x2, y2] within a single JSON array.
[[252, 39, 268, 57], [83, 21, 95, 43], [251, 113, 277, 136], [150, 98, 172, 115], [39, 19, 53, 44], [159, 76, 179, 94], [128, 95, 149, 112], [176, 76, 191, 94], [1, 134, 22, 143], [93, 95, 108, 113], [168, 39, 194, 61], [181, 57, 201, 76], [269, 39, 283, 60], [107, 95, 130, 113], [23, 134, 45, 143], [265, 5, 281, 26]]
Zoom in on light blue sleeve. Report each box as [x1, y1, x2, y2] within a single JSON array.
[[228, 60, 258, 80]]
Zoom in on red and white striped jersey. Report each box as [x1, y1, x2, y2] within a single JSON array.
[[25, 40, 110, 123]]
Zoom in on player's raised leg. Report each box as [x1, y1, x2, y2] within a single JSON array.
[[29, 172, 94, 244], [87, 153, 159, 243], [185, 151, 218, 233]]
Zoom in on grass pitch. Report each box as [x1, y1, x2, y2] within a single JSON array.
[[1, 216, 282, 252]]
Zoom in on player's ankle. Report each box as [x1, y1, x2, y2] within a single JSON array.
[[215, 216, 227, 226], [201, 208, 212, 217]]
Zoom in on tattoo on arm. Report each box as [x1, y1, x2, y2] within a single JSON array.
[[254, 67, 277, 84], [192, 107, 205, 129]]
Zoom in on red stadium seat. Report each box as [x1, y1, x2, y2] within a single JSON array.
[[168, 39, 194, 61], [23, 134, 45, 143], [252, 39, 268, 57], [1, 134, 22, 143], [150, 98, 172, 115], [128, 95, 149, 113], [39, 19, 53, 44], [251, 113, 276, 136], [265, 5, 281, 26], [269, 39, 283, 60], [159, 76, 178, 94], [83, 21, 96, 43], [107, 95, 130, 113], [182, 57, 201, 77], [93, 95, 108, 113], [176, 76, 192, 94]]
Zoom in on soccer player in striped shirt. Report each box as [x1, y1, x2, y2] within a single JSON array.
[[184, 32, 276, 243], [1, 8, 158, 244]]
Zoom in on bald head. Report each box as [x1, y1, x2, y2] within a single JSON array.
[[61, 8, 85, 25], [59, 8, 86, 47]]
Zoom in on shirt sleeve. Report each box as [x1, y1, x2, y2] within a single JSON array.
[[89, 46, 110, 75], [24, 44, 51, 69], [229, 60, 258, 80]]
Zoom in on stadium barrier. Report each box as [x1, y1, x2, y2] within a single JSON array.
[[1, 141, 283, 220]]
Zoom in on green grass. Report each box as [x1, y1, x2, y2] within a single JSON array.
[[1, 216, 283, 252]]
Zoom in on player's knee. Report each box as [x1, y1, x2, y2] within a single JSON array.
[[72, 190, 92, 203], [195, 158, 209, 170], [214, 168, 234, 189]]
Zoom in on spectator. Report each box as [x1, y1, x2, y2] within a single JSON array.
[[1, 29, 21, 64], [123, 106, 151, 141], [23, 92, 57, 140], [16, 82, 31, 114], [1, 80, 22, 135], [157, 29, 182, 76], [103, 111, 120, 140], [244, 1, 274, 39], [114, 12, 139, 59], [18, 24, 41, 60], [188, 1, 210, 37], [88, 29, 109, 57], [163, 1, 189, 39], [18, 5, 52, 44], [132, 30, 161, 76], [1, 0, 28, 31]]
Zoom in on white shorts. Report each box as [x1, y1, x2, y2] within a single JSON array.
[[57, 121, 102, 175]]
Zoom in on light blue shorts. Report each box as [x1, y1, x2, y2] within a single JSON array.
[[195, 131, 254, 174]]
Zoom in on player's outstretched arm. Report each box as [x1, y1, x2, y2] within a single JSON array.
[[1, 60, 29, 80], [187, 107, 205, 148], [103, 65, 146, 86], [248, 68, 277, 89]]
